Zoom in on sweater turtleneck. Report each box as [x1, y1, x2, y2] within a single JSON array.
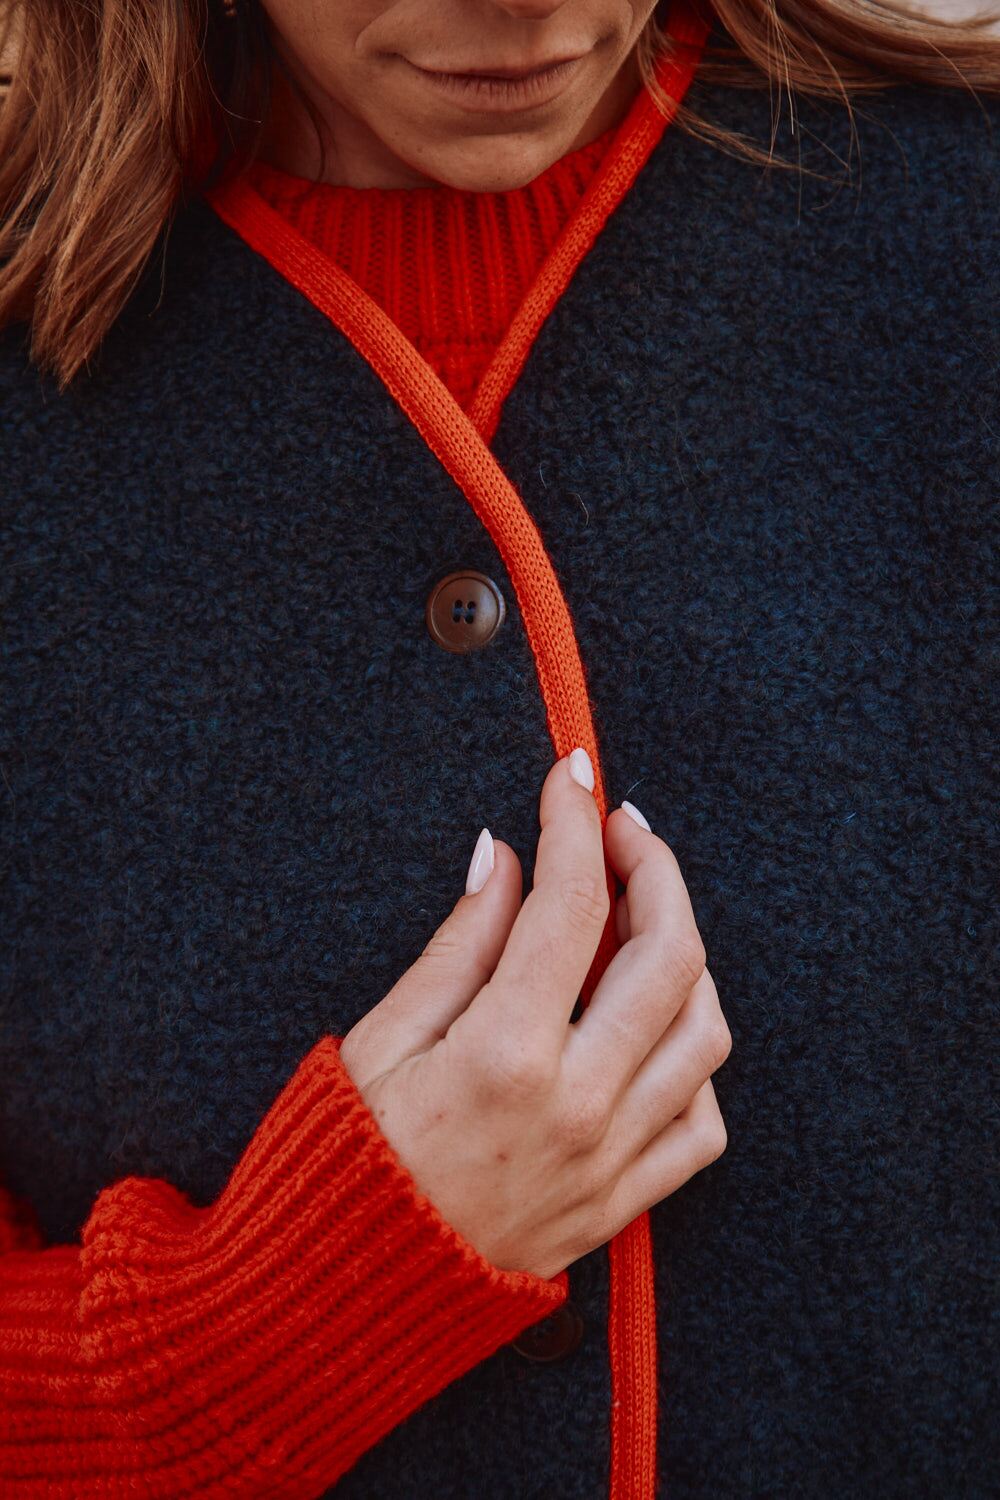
[[247, 123, 618, 410]]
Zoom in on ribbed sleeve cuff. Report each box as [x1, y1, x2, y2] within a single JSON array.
[[77, 1035, 568, 1496]]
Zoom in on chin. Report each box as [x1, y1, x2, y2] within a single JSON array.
[[405, 131, 576, 193]]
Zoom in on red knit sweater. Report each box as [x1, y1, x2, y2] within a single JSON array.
[[0, 1038, 567, 1495], [248, 123, 616, 410]]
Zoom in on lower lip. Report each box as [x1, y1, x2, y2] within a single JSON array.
[[406, 55, 585, 112]]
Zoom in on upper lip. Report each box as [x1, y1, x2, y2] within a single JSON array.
[[413, 55, 585, 79]]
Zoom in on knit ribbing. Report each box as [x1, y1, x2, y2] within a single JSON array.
[[0, 1037, 567, 1496], [248, 125, 615, 410]]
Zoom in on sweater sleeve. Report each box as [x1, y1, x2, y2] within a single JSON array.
[[0, 1035, 569, 1498]]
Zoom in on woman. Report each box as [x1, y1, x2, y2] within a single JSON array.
[[1, 1, 997, 1496]]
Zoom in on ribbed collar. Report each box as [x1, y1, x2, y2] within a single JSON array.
[[247, 123, 619, 408]]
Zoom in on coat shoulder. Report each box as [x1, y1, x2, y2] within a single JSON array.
[[666, 72, 999, 218]]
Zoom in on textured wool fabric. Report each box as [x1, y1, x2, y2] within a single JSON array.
[[2, 30, 999, 1500], [248, 120, 615, 410]]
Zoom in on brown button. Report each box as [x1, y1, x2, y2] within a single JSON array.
[[426, 570, 506, 653], [511, 1302, 585, 1363]]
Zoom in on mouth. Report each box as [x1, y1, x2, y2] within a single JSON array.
[[403, 53, 588, 112], [420, 54, 586, 80]]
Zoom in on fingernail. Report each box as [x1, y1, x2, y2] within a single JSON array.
[[621, 799, 651, 831], [465, 827, 495, 894], [568, 747, 595, 793]]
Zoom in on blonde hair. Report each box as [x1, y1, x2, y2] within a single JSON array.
[[1, 0, 998, 390]]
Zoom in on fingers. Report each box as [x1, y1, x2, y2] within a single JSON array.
[[601, 968, 731, 1160], [568, 804, 706, 1087], [603, 804, 703, 956], [604, 1078, 728, 1233], [341, 767, 731, 1285], [341, 832, 523, 1084], [470, 749, 610, 1048]]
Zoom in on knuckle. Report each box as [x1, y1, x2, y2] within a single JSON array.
[[557, 871, 611, 936], [420, 924, 465, 967], [418, 922, 489, 991], [478, 1036, 554, 1101], [695, 1015, 733, 1074], [697, 1110, 729, 1166], [554, 1089, 611, 1154], [675, 926, 708, 985]]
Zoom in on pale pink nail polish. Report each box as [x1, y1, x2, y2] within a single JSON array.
[[568, 747, 595, 793], [621, 800, 651, 831], [465, 827, 494, 894]]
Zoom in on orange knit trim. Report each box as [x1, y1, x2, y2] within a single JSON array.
[[206, 7, 709, 1495]]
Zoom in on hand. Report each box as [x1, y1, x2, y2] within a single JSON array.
[[338, 749, 732, 1282]]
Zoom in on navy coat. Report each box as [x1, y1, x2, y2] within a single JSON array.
[[2, 53, 998, 1499]]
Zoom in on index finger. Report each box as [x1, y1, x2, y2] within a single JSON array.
[[465, 748, 611, 1048]]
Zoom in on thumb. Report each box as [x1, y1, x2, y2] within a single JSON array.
[[341, 830, 523, 1083]]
